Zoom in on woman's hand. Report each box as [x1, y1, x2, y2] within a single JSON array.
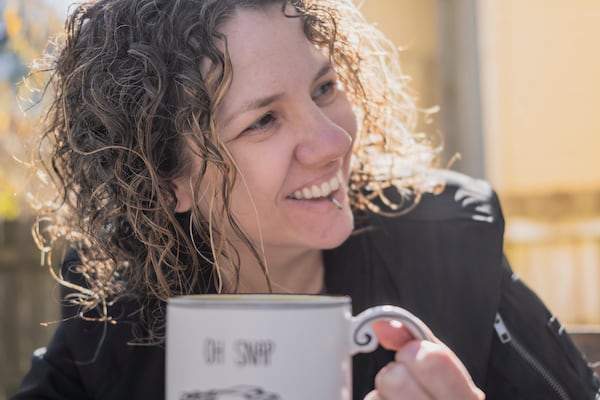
[[364, 320, 485, 400]]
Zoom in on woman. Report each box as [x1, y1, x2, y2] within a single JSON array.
[[12, 0, 599, 399]]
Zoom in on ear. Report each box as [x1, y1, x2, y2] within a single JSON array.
[[171, 177, 193, 213]]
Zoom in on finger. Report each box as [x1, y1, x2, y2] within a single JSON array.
[[394, 340, 485, 400], [371, 319, 417, 350], [363, 390, 381, 400], [374, 361, 431, 400], [373, 319, 484, 399]]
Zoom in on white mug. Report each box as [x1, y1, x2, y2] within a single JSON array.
[[166, 294, 432, 400]]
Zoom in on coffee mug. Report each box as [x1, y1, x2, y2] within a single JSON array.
[[166, 294, 433, 400]]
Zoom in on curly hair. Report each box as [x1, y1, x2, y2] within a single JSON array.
[[30, 0, 441, 341]]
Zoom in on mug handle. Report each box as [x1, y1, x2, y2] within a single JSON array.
[[350, 305, 434, 355]]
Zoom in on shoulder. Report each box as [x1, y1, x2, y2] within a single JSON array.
[[399, 169, 503, 225], [357, 169, 506, 256], [350, 170, 507, 305], [347, 169, 506, 248]]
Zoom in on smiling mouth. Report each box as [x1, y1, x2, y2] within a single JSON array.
[[288, 173, 342, 200]]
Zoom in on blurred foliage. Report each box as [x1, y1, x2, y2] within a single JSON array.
[[0, 0, 63, 221]]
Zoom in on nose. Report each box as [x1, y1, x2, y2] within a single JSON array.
[[294, 106, 353, 166]]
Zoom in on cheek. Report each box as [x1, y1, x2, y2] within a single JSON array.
[[346, 109, 358, 144], [227, 148, 288, 212], [339, 102, 358, 179], [194, 164, 224, 216], [336, 94, 358, 144]]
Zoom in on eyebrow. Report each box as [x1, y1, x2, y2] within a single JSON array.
[[222, 62, 333, 127]]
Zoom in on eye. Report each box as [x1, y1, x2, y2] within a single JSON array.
[[243, 112, 276, 134], [313, 81, 336, 99], [312, 80, 337, 104]]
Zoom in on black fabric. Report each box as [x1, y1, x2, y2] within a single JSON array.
[[483, 257, 600, 399], [325, 171, 505, 398], [11, 170, 600, 399]]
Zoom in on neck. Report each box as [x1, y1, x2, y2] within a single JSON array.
[[220, 245, 324, 294]]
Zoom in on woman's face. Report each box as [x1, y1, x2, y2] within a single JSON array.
[[176, 4, 357, 254]]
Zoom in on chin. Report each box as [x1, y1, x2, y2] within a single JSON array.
[[317, 216, 355, 250]]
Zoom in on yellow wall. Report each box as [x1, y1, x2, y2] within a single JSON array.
[[478, 0, 600, 196]]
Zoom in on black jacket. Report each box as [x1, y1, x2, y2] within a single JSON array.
[[11, 171, 600, 399]]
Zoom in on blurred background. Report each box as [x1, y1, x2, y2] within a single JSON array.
[[1, 0, 599, 397]]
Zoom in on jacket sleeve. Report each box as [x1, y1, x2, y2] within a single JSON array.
[[9, 251, 92, 399], [483, 256, 600, 400], [9, 324, 90, 400]]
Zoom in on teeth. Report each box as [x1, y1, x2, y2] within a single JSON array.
[[290, 173, 343, 200], [302, 187, 312, 199], [330, 176, 340, 191], [311, 185, 320, 198]]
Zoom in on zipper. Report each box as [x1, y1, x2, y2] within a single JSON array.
[[493, 313, 571, 400]]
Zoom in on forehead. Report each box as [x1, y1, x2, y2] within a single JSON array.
[[217, 5, 327, 108], [220, 5, 311, 68]]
